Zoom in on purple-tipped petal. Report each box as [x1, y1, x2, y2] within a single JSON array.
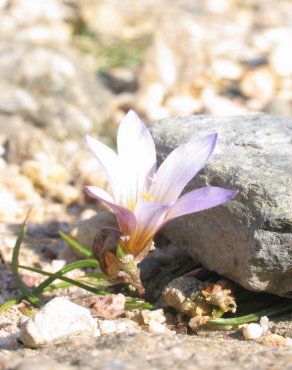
[[164, 186, 239, 223], [84, 186, 137, 238], [117, 110, 156, 211], [150, 134, 218, 204], [128, 199, 173, 256], [85, 133, 121, 204]]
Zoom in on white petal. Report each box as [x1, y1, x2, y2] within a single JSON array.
[[150, 134, 217, 204], [117, 111, 156, 211], [85, 133, 121, 203]]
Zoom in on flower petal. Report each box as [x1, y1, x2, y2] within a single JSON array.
[[128, 199, 173, 256], [85, 133, 120, 204], [117, 110, 156, 211], [150, 133, 218, 204], [84, 186, 137, 238], [164, 186, 239, 223]]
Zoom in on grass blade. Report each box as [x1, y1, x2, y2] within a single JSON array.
[[33, 259, 102, 295], [10, 264, 159, 311], [59, 231, 95, 259], [1, 260, 104, 314], [11, 210, 44, 308], [207, 301, 292, 326], [12, 264, 111, 296]]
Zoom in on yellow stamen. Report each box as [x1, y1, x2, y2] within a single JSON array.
[[142, 191, 153, 202]]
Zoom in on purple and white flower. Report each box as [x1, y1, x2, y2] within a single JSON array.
[[84, 110, 238, 297]]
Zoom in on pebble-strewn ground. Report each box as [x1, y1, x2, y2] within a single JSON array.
[[2, 0, 292, 368]]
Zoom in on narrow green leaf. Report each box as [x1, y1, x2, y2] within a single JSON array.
[[11, 264, 111, 296], [43, 282, 72, 292], [76, 277, 114, 287], [1, 260, 103, 314], [32, 259, 102, 296], [0, 297, 23, 314], [82, 273, 109, 279], [11, 210, 44, 308], [207, 301, 292, 326], [212, 306, 225, 319], [173, 260, 201, 279], [59, 231, 95, 259], [0, 283, 72, 315], [18, 307, 35, 317]]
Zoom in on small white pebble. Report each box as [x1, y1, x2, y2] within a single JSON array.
[[99, 320, 117, 335], [243, 323, 263, 339], [51, 259, 66, 271], [260, 316, 269, 332], [142, 309, 166, 325], [4, 237, 16, 248], [286, 337, 292, 347], [93, 329, 101, 337], [116, 321, 130, 332], [149, 319, 166, 334], [0, 157, 6, 170]]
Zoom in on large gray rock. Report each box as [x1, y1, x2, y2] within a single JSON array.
[[149, 114, 292, 297]]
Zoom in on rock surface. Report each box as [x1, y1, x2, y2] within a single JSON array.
[[2, 332, 292, 370], [149, 114, 292, 297], [20, 297, 97, 348]]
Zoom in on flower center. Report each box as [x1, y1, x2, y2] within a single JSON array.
[[142, 191, 153, 202]]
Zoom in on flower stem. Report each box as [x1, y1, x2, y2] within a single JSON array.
[[116, 244, 146, 299]]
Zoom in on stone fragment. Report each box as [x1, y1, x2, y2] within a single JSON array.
[[243, 324, 263, 340], [8, 274, 37, 291], [0, 165, 40, 202], [148, 320, 166, 334], [92, 294, 125, 319], [99, 320, 117, 335], [141, 309, 166, 325], [68, 212, 119, 258], [149, 114, 292, 296], [261, 334, 287, 346], [0, 337, 18, 349], [270, 43, 292, 77], [189, 316, 210, 331], [0, 335, 20, 350], [20, 297, 96, 348], [22, 160, 68, 186], [263, 98, 292, 119], [162, 277, 206, 317], [240, 66, 276, 103], [212, 59, 243, 80], [116, 319, 141, 333], [260, 316, 269, 332], [166, 96, 203, 116]]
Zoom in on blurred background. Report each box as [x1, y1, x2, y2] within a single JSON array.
[[1, 0, 292, 224]]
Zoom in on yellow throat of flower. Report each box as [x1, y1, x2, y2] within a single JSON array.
[[142, 191, 153, 202]]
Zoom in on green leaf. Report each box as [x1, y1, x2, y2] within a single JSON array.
[[11, 210, 44, 308], [11, 264, 111, 296], [59, 231, 95, 259], [207, 301, 292, 326], [32, 259, 102, 296], [1, 260, 104, 314]]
